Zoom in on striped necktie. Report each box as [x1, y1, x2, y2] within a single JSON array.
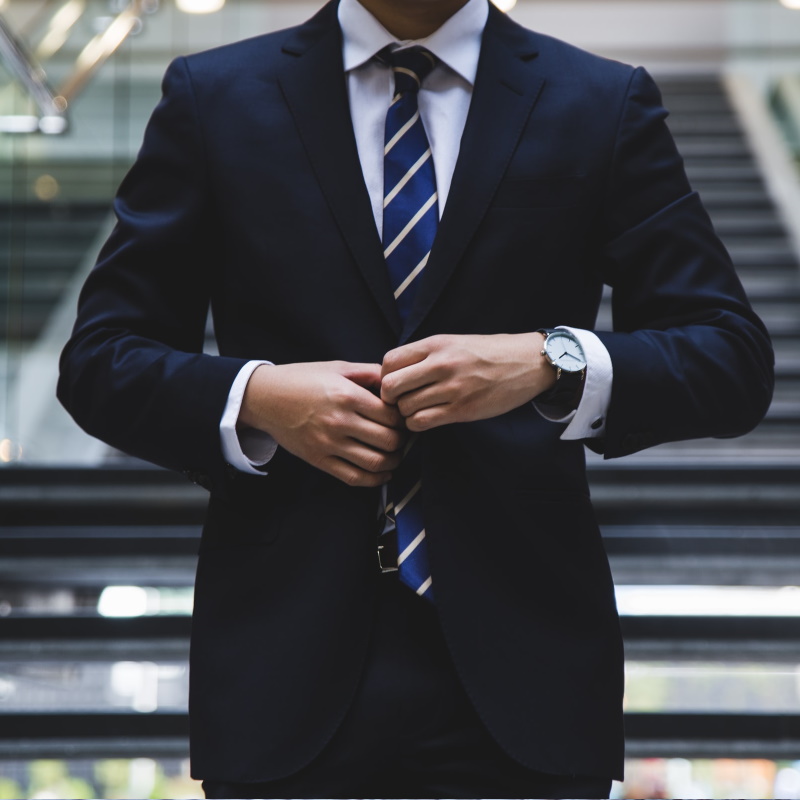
[[381, 46, 438, 601]]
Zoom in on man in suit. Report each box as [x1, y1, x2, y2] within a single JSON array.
[[58, 0, 774, 796]]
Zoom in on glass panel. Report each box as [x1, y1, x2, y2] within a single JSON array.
[[0, 584, 195, 617], [0, 0, 314, 467], [616, 758, 800, 800], [12, 583, 800, 620], [0, 660, 188, 712], [617, 585, 800, 617], [625, 662, 800, 713], [0, 757, 201, 799], [12, 656, 798, 716], [1, 757, 799, 800]]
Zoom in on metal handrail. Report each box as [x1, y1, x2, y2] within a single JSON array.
[[57, 0, 147, 105], [0, 11, 66, 132], [0, 0, 152, 134]]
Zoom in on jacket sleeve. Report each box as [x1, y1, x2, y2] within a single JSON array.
[[57, 56, 249, 487], [592, 67, 774, 458]]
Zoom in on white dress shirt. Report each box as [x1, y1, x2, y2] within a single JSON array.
[[220, 0, 613, 473]]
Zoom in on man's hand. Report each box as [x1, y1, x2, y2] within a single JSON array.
[[239, 361, 407, 487], [381, 333, 556, 432]]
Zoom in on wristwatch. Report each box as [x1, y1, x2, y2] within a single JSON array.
[[535, 328, 586, 407]]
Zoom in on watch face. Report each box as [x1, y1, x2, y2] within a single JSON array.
[[545, 331, 587, 373]]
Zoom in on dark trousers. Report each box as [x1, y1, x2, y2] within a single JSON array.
[[203, 575, 612, 799]]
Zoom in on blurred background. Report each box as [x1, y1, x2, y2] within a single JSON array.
[[1, 0, 800, 797]]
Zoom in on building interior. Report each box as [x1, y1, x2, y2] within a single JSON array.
[[1, 0, 800, 797]]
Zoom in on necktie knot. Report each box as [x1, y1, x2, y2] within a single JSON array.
[[381, 46, 437, 97]]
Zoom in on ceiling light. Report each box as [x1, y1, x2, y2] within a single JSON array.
[[491, 0, 517, 11], [175, 0, 225, 14], [780, 0, 800, 8], [36, 0, 86, 60]]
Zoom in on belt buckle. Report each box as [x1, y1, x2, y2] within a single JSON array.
[[377, 532, 398, 573]]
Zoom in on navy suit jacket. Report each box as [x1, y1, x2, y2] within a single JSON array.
[[58, 0, 774, 783]]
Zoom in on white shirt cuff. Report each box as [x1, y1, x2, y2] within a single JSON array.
[[220, 360, 277, 474], [534, 326, 612, 440]]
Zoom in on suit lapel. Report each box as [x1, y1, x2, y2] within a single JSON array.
[[401, 7, 545, 343], [278, 1, 402, 336]]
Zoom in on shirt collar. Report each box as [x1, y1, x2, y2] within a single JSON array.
[[338, 0, 489, 87]]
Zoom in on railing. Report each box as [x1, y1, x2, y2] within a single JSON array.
[[0, 0, 157, 134]]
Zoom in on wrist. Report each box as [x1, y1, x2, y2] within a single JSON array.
[[239, 363, 276, 431], [501, 332, 555, 405], [532, 331, 557, 394]]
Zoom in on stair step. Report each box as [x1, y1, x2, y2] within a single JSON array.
[[711, 214, 788, 238], [0, 220, 106, 242], [0, 469, 207, 526], [0, 288, 69, 306], [0, 525, 201, 557], [775, 351, 800, 377], [750, 296, 800, 317], [0, 202, 111, 221], [0, 251, 88, 272], [607, 523, 800, 586], [659, 80, 725, 95], [696, 187, 774, 209], [737, 272, 800, 299], [678, 140, 754, 159], [727, 242, 798, 268], [0, 202, 108, 342], [589, 434, 800, 475], [686, 164, 764, 182], [764, 398, 800, 422], [588, 463, 800, 527], [668, 116, 743, 136], [664, 96, 734, 114], [771, 372, 799, 393]]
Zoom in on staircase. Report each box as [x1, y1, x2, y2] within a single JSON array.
[[0, 162, 121, 347], [616, 77, 800, 461], [1, 76, 800, 792], [591, 75, 800, 759]]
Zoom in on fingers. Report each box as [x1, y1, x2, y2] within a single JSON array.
[[392, 382, 451, 418], [347, 416, 407, 455], [320, 456, 394, 488], [404, 404, 454, 432], [380, 361, 438, 405], [381, 335, 458, 405], [381, 333, 547, 431], [339, 437, 404, 473], [309, 429, 403, 488], [381, 340, 432, 380], [349, 382, 407, 429], [315, 429, 404, 488], [337, 361, 383, 393], [241, 360, 410, 488]]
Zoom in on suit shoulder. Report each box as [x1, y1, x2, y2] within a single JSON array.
[[175, 1, 337, 83], [178, 27, 293, 79], [534, 30, 636, 86], [499, 11, 638, 91]]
